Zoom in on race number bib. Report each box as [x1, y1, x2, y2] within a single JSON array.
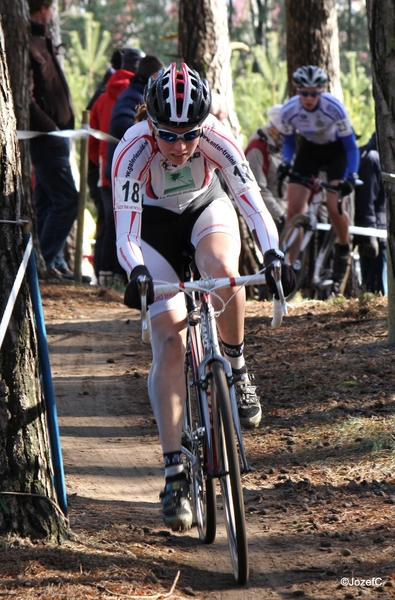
[[223, 161, 259, 195], [114, 176, 143, 212], [336, 118, 349, 134]]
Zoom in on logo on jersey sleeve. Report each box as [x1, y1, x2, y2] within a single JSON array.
[[336, 118, 350, 134], [114, 176, 143, 212], [223, 161, 259, 195]]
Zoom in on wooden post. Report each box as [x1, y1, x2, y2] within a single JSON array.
[[74, 110, 90, 283]]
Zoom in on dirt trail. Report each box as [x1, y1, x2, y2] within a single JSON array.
[[32, 284, 395, 600], [46, 296, 281, 598]]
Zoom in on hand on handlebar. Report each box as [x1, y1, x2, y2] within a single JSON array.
[[264, 249, 296, 299], [337, 174, 359, 198], [124, 265, 154, 309], [276, 162, 291, 198]]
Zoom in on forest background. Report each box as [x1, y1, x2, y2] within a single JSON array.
[[58, 0, 374, 148]]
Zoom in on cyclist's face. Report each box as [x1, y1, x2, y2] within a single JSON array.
[[297, 87, 323, 110], [152, 123, 201, 166]]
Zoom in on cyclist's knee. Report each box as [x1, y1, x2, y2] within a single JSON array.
[[195, 236, 239, 278], [152, 330, 185, 364]]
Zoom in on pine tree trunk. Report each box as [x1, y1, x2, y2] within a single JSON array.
[[284, 0, 342, 98], [366, 0, 395, 343], [178, 0, 262, 286], [178, 0, 240, 138], [0, 20, 68, 540], [0, 1, 45, 271]]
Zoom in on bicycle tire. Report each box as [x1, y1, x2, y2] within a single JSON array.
[[210, 361, 249, 585], [342, 247, 363, 298], [313, 228, 337, 300], [280, 214, 312, 299], [183, 326, 216, 544]]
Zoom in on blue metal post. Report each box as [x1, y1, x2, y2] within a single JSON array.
[[23, 233, 68, 516]]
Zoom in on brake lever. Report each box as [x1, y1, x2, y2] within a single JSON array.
[[270, 260, 287, 329], [137, 275, 152, 343]]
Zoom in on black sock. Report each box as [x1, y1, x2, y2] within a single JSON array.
[[165, 471, 187, 483], [338, 243, 350, 256]]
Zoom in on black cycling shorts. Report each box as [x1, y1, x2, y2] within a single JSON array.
[[141, 173, 228, 280], [291, 138, 347, 182]]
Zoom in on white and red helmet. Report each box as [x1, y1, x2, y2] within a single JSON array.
[[144, 62, 211, 127]]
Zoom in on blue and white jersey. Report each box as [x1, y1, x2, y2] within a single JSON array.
[[280, 93, 353, 144]]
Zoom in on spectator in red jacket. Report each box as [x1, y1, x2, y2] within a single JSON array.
[[88, 52, 139, 288]]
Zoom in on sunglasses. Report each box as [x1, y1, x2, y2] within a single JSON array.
[[298, 90, 322, 98], [154, 126, 202, 144]]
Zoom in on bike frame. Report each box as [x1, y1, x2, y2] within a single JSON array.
[[280, 173, 346, 297], [138, 268, 286, 584], [140, 269, 285, 475], [186, 290, 250, 475]]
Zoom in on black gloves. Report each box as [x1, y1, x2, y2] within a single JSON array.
[[124, 265, 154, 310], [277, 162, 291, 198], [264, 249, 296, 299], [337, 176, 355, 197]]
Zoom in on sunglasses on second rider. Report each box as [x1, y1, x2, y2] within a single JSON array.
[[297, 90, 322, 98], [153, 126, 202, 144]]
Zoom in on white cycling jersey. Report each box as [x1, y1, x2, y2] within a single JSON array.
[[112, 114, 279, 274], [280, 92, 354, 144]]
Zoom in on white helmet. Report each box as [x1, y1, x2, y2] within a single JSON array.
[[293, 65, 327, 88], [266, 104, 283, 131]]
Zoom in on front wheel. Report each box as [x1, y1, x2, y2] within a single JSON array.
[[312, 228, 337, 300], [280, 214, 311, 300], [183, 330, 216, 544], [210, 361, 249, 585]]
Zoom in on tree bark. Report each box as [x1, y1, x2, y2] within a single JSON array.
[[284, 0, 342, 99], [0, 3, 45, 271], [178, 0, 265, 287], [178, 0, 240, 139], [366, 0, 395, 343], [0, 20, 68, 540]]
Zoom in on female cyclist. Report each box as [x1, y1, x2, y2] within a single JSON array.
[[111, 63, 295, 532]]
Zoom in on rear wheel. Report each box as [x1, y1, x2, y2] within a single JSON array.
[[210, 361, 249, 585]]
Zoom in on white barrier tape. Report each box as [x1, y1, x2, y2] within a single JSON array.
[[317, 223, 387, 239], [0, 219, 29, 225], [0, 236, 33, 351], [16, 127, 119, 145], [382, 172, 395, 183]]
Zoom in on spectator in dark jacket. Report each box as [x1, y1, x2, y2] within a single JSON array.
[[354, 133, 387, 294], [28, 0, 78, 278], [104, 55, 164, 183]]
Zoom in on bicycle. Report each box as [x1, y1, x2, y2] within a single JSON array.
[[278, 171, 360, 300], [138, 264, 286, 585]]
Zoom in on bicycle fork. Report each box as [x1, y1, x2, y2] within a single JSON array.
[[195, 302, 252, 476]]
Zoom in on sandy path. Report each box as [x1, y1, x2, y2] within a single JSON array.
[[46, 303, 282, 598]]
